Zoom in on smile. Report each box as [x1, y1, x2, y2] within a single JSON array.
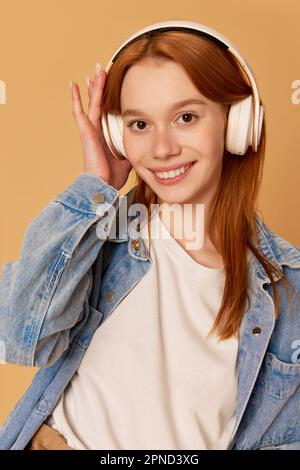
[[151, 161, 196, 185]]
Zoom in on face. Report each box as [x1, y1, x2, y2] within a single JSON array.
[[120, 59, 228, 208]]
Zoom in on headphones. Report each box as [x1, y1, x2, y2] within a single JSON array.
[[100, 20, 264, 159]]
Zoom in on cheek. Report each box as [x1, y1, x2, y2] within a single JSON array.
[[191, 121, 225, 157], [211, 127, 226, 156], [208, 117, 226, 151]]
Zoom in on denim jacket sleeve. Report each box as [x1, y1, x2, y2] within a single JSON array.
[[0, 172, 120, 368]]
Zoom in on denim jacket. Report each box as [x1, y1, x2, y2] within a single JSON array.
[[0, 172, 300, 450]]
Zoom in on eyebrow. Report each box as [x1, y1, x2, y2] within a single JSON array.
[[122, 98, 207, 118]]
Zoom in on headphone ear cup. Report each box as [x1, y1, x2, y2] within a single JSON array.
[[226, 95, 253, 155], [257, 104, 264, 149], [100, 111, 127, 160], [107, 112, 127, 158]]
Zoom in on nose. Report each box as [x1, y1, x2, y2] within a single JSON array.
[[152, 126, 181, 159]]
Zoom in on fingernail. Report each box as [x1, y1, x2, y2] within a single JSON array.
[[95, 62, 102, 77], [69, 79, 73, 89], [86, 77, 90, 87]]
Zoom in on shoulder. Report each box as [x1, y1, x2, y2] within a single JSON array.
[[255, 213, 300, 272]]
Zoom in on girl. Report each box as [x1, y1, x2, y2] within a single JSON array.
[[0, 21, 300, 450]]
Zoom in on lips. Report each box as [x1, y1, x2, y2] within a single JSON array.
[[150, 161, 196, 173], [151, 161, 196, 185]]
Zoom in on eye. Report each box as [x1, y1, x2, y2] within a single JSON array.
[[127, 120, 147, 131], [178, 112, 198, 124], [126, 112, 198, 132]]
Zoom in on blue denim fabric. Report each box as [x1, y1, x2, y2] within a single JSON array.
[[0, 172, 300, 450]]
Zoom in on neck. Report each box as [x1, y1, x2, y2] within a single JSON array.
[[155, 197, 223, 267]]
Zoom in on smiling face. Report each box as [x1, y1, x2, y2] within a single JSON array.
[[120, 59, 229, 207]]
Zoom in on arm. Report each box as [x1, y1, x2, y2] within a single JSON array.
[[0, 172, 120, 368]]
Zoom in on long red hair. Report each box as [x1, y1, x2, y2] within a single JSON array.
[[102, 30, 297, 339]]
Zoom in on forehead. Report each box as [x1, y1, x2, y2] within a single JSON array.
[[120, 60, 209, 109]]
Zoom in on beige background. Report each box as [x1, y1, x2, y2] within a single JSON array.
[[0, 0, 299, 426]]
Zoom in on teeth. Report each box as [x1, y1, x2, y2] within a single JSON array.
[[155, 164, 192, 179]]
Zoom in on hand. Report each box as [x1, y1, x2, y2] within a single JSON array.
[[70, 63, 132, 191]]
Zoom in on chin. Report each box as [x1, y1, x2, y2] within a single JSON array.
[[158, 190, 199, 205]]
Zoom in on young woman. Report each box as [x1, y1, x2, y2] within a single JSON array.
[[0, 21, 300, 451]]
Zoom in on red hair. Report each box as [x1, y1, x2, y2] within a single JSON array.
[[102, 30, 298, 339]]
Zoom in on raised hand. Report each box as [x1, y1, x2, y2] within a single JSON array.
[[70, 63, 132, 190]]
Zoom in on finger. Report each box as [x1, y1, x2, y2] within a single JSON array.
[[87, 76, 100, 135], [88, 70, 106, 125], [87, 77, 94, 102], [87, 67, 99, 116], [71, 81, 90, 133]]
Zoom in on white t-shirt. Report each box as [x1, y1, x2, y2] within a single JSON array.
[[47, 208, 238, 450]]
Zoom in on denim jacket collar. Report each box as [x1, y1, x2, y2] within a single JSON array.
[[254, 213, 300, 281]]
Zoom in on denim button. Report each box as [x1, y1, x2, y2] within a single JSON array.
[[104, 291, 115, 302], [252, 326, 261, 335], [92, 193, 106, 203], [131, 240, 141, 250]]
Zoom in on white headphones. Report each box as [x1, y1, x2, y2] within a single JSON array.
[[101, 20, 264, 159]]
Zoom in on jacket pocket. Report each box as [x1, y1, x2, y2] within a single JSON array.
[[231, 353, 300, 450], [260, 352, 300, 400]]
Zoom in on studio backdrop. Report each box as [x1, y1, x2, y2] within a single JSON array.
[[0, 0, 299, 426]]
